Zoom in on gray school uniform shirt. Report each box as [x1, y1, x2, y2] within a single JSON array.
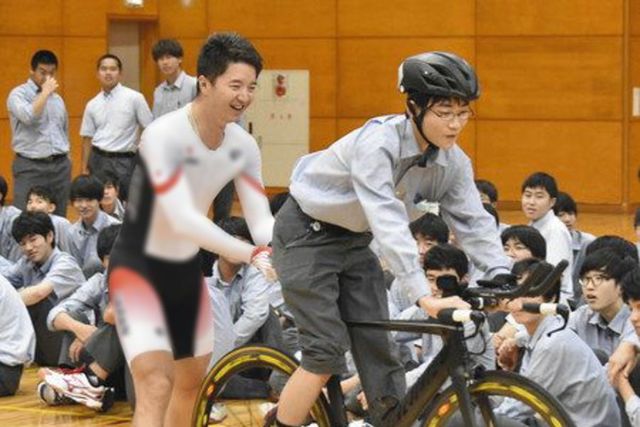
[[1, 248, 85, 305], [568, 303, 635, 357], [46, 272, 107, 331], [152, 71, 197, 118], [495, 316, 620, 426], [6, 79, 70, 158], [290, 114, 511, 304], [67, 211, 120, 278], [205, 261, 270, 347], [0, 275, 35, 366], [0, 205, 22, 262]]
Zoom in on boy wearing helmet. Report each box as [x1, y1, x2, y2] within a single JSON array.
[[271, 52, 512, 426]]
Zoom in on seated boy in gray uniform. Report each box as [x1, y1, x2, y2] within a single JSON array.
[[66, 174, 120, 278], [26, 185, 72, 253], [0, 274, 35, 397], [2, 211, 84, 366], [39, 224, 126, 411], [0, 175, 22, 262]]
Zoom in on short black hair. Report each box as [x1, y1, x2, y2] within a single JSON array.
[[102, 171, 120, 190], [621, 266, 640, 303], [31, 50, 58, 70], [197, 32, 262, 86], [586, 235, 639, 263], [97, 53, 122, 70], [409, 213, 449, 244], [579, 248, 637, 283], [269, 192, 289, 215], [97, 224, 121, 260], [512, 258, 560, 303], [27, 185, 57, 207], [423, 243, 468, 279], [521, 172, 558, 199], [501, 225, 547, 260], [70, 175, 104, 201], [152, 39, 184, 61], [12, 211, 55, 247], [553, 191, 577, 216], [0, 176, 8, 206], [475, 179, 498, 203], [218, 216, 252, 244], [483, 203, 499, 227]]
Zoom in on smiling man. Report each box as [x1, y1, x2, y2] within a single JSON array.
[[106, 33, 275, 427], [80, 54, 153, 201], [271, 52, 512, 427]]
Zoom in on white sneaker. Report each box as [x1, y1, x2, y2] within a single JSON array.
[[37, 381, 75, 406], [209, 402, 227, 423], [41, 369, 113, 411]]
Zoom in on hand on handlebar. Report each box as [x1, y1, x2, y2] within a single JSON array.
[[418, 295, 470, 319]]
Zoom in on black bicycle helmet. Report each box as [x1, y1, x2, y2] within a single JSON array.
[[398, 52, 479, 101]]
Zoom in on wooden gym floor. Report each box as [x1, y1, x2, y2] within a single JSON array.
[[0, 210, 636, 426]]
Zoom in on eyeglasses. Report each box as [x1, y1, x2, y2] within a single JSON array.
[[579, 274, 612, 288], [428, 108, 475, 123]]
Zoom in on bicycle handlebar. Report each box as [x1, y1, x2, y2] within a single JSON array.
[[521, 302, 570, 336]]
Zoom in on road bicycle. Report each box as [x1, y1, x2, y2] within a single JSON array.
[[193, 260, 574, 427]]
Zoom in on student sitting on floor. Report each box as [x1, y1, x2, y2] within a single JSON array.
[[0, 175, 22, 262], [1, 211, 84, 366], [495, 260, 620, 426], [38, 224, 127, 412]]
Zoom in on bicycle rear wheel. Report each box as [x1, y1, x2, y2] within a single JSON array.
[[421, 370, 575, 427], [192, 345, 332, 426]]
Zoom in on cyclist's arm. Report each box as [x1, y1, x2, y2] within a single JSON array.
[[234, 138, 274, 246], [439, 156, 511, 277], [140, 127, 254, 263]]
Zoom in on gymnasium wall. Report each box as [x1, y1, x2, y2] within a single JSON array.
[[0, 0, 637, 209]]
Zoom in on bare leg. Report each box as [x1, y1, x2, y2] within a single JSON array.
[[164, 352, 212, 427], [130, 350, 174, 427], [276, 366, 331, 424]]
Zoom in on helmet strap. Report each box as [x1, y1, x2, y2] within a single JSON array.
[[407, 101, 439, 167]]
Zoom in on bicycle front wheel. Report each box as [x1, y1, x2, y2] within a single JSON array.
[[421, 370, 575, 427], [192, 345, 332, 427]]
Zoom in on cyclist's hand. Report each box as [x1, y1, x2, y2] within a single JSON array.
[[418, 295, 470, 318], [251, 246, 278, 282], [497, 338, 519, 371], [608, 341, 638, 383]]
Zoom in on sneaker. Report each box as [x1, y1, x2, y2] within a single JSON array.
[[37, 366, 85, 381], [37, 381, 75, 406], [209, 402, 228, 423], [41, 369, 114, 412]]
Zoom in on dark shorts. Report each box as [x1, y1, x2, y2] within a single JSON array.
[[107, 252, 214, 363]]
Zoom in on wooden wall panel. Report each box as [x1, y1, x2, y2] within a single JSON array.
[[0, 0, 63, 36], [477, 0, 623, 36], [630, 0, 640, 36], [252, 39, 336, 118], [476, 120, 622, 204], [174, 37, 203, 78], [207, 0, 336, 38], [0, 119, 12, 198], [62, 38, 107, 117], [476, 37, 623, 120], [310, 118, 336, 152], [158, 0, 207, 38], [629, 122, 640, 203], [631, 38, 640, 102], [338, 38, 475, 118], [63, 0, 107, 37], [0, 37, 64, 120], [337, 0, 474, 37]]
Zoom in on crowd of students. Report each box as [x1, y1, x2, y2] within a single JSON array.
[[5, 35, 640, 427]]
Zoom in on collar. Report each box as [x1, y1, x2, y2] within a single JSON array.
[[102, 83, 122, 98], [162, 71, 186, 90], [398, 116, 450, 167], [587, 304, 629, 335], [26, 78, 40, 94], [32, 248, 60, 275], [211, 260, 246, 286], [531, 209, 555, 228], [81, 211, 108, 233], [524, 315, 559, 352]]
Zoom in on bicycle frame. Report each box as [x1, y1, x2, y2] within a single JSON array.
[[345, 318, 482, 427]]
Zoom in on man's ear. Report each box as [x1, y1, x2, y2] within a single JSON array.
[[47, 203, 56, 215]]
